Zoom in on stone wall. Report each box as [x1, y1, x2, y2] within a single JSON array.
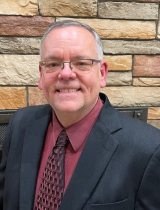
[[0, 0, 160, 128]]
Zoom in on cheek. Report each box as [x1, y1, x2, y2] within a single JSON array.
[[79, 72, 101, 91], [91, 72, 104, 87], [40, 74, 57, 89]]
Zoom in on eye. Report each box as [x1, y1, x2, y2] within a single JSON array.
[[74, 60, 90, 67], [46, 61, 61, 68]]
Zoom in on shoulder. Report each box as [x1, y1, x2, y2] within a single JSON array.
[[10, 104, 52, 125], [100, 93, 160, 144], [118, 110, 160, 140], [115, 109, 160, 156], [100, 94, 160, 156]]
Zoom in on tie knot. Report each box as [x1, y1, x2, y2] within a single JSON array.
[[56, 130, 68, 147]]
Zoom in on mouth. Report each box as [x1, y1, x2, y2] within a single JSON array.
[[56, 88, 81, 93]]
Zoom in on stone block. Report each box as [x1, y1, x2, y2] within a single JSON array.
[[0, 0, 38, 16], [139, 0, 160, 2], [133, 55, 160, 77], [102, 40, 160, 55], [28, 87, 47, 106], [157, 15, 160, 38], [133, 78, 160, 86], [147, 120, 160, 129], [0, 87, 26, 109], [58, 18, 156, 39], [105, 55, 132, 71], [101, 87, 160, 107], [148, 107, 160, 119], [39, 0, 97, 16], [0, 16, 54, 36], [107, 72, 132, 86], [134, 0, 160, 2], [0, 55, 39, 85], [98, 2, 158, 20], [0, 37, 40, 54], [99, 0, 160, 2]]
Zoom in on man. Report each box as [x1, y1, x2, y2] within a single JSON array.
[[0, 20, 160, 210]]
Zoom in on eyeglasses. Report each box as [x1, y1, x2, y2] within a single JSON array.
[[39, 58, 101, 73]]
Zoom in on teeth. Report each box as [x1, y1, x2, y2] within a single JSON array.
[[59, 89, 78, 93]]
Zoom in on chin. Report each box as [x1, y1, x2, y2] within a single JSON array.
[[56, 107, 82, 113], [54, 102, 87, 114]]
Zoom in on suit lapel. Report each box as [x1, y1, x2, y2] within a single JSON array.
[[19, 106, 51, 210], [60, 97, 122, 210]]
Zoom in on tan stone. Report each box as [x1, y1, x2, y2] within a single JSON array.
[[133, 78, 160, 86], [158, 8, 160, 38], [133, 55, 160, 77], [105, 0, 160, 2], [0, 0, 38, 16], [137, 0, 160, 2], [98, 2, 158, 20], [0, 37, 40, 54], [105, 55, 132, 71], [156, 16, 160, 39], [0, 87, 26, 109], [0, 55, 40, 85], [147, 120, 160, 129], [59, 18, 156, 39], [102, 40, 160, 54], [107, 72, 132, 86], [101, 87, 160, 107], [148, 107, 160, 119], [0, 16, 54, 36], [39, 0, 97, 16], [28, 87, 47, 106]]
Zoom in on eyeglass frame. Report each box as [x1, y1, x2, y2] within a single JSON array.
[[39, 58, 101, 73]]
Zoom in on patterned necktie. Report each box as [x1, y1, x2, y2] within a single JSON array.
[[35, 130, 68, 210]]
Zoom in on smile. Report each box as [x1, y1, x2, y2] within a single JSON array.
[[56, 88, 81, 93]]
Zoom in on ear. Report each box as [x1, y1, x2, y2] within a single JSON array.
[[38, 64, 43, 90], [100, 59, 108, 88]]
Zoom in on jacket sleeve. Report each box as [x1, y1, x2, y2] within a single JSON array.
[[135, 144, 160, 209], [0, 114, 15, 209]]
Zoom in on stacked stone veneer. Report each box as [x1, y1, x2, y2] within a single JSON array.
[[0, 0, 160, 128]]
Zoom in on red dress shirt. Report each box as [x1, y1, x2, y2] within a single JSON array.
[[34, 98, 103, 202]]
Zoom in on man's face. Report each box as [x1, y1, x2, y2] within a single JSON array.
[[38, 26, 107, 123]]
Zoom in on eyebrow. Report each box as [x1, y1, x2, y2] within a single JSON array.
[[42, 55, 94, 61], [42, 56, 62, 61], [72, 56, 91, 60]]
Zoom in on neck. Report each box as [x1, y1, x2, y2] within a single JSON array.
[[54, 101, 99, 128], [54, 110, 89, 128], [56, 113, 81, 128]]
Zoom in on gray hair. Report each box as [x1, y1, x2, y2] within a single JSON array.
[[40, 19, 104, 60]]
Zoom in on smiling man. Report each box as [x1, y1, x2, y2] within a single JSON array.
[[0, 20, 160, 210], [38, 24, 107, 127]]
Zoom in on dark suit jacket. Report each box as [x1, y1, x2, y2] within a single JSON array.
[[0, 93, 160, 210]]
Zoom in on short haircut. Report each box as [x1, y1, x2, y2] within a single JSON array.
[[40, 19, 104, 60]]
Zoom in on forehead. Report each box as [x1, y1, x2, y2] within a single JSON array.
[[42, 26, 96, 46], [41, 26, 98, 58]]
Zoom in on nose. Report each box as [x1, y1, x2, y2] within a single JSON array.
[[58, 62, 76, 80]]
